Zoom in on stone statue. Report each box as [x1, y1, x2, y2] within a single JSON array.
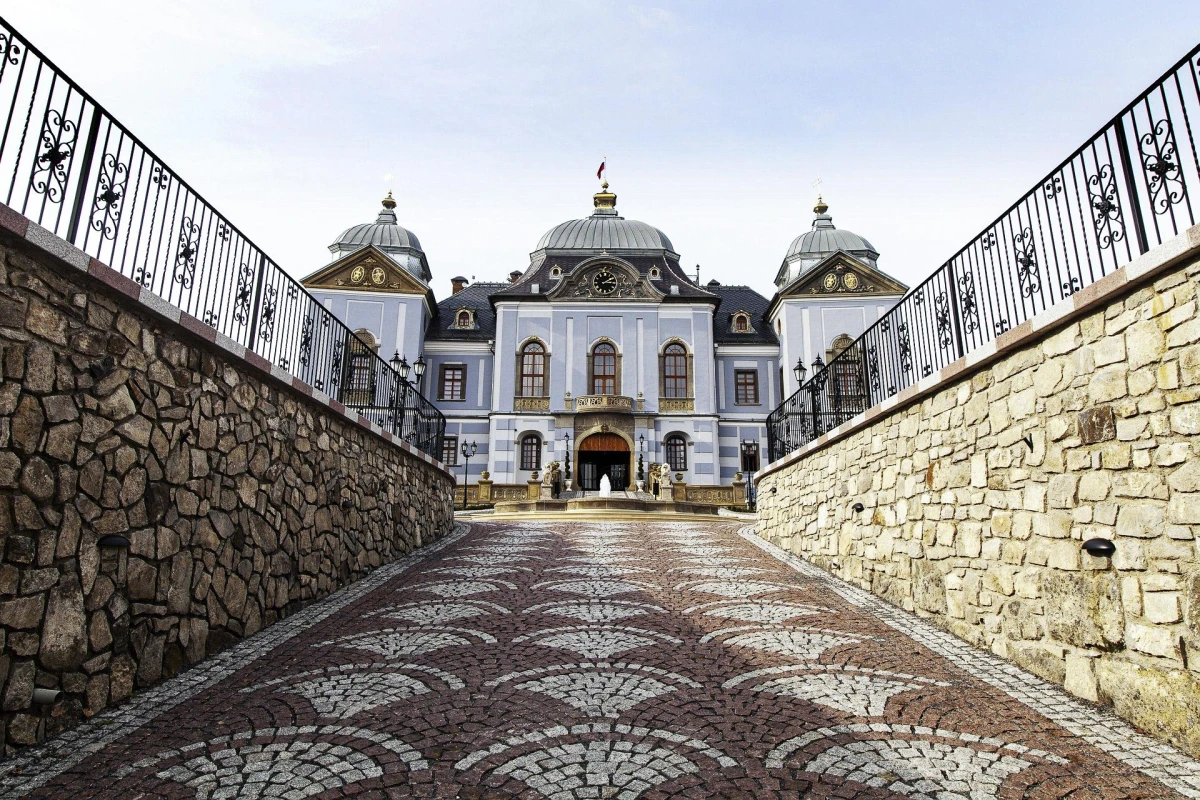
[[599, 474, 611, 498]]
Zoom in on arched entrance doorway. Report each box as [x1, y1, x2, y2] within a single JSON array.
[[577, 432, 631, 491]]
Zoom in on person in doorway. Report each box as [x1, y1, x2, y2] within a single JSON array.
[[599, 474, 612, 498]]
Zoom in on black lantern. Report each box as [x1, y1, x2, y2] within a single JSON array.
[[637, 434, 645, 482], [397, 355, 411, 382], [459, 440, 479, 509], [390, 350, 403, 373], [413, 355, 426, 380], [794, 358, 807, 384]]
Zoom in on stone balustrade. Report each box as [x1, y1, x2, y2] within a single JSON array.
[[574, 394, 633, 413]]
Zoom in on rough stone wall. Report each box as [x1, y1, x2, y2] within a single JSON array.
[[0, 231, 454, 753], [756, 249, 1200, 756]]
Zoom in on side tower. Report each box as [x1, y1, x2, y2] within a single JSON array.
[[768, 197, 908, 400], [301, 192, 436, 399]]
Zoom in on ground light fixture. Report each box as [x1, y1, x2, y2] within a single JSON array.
[[1082, 538, 1116, 557], [97, 535, 130, 548], [851, 502, 865, 513]]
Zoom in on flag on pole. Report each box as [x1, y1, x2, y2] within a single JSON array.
[[596, 160, 606, 181]]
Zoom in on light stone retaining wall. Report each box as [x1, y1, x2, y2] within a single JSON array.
[[756, 225, 1200, 757], [0, 210, 454, 754]]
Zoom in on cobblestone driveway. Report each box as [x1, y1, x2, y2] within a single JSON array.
[[4, 519, 1199, 799]]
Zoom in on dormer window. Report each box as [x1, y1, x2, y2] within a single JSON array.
[[731, 311, 754, 334], [550, 266, 563, 279], [454, 309, 475, 329], [649, 267, 660, 280]]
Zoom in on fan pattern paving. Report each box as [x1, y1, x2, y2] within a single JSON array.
[[12, 519, 1198, 800]]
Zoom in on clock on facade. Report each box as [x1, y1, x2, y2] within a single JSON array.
[[592, 269, 617, 295], [843, 272, 860, 290], [371, 266, 386, 285], [350, 265, 365, 283]]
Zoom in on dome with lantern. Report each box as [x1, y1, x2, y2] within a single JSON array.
[[775, 197, 880, 288], [328, 192, 431, 282]]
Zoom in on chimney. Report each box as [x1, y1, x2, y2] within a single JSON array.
[[450, 276, 468, 295], [509, 270, 522, 284]]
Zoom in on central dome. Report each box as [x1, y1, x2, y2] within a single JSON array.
[[534, 184, 675, 254]]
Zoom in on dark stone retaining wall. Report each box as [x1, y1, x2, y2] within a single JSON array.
[[0, 217, 454, 754]]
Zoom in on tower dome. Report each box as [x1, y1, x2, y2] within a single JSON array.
[[328, 192, 430, 281], [776, 197, 879, 287], [533, 183, 675, 255]]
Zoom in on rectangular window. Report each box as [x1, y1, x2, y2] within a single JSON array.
[[442, 436, 459, 466], [734, 369, 759, 405], [439, 364, 466, 401]]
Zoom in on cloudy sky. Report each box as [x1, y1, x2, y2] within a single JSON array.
[[7, 1, 1198, 298]]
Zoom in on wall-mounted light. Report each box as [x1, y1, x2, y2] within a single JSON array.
[[32, 688, 61, 705], [851, 502, 865, 513], [340, 498, 354, 509], [97, 535, 130, 548], [1082, 538, 1116, 557]]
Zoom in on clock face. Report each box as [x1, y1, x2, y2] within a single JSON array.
[[823, 272, 838, 290], [843, 272, 859, 290], [350, 265, 366, 283], [592, 270, 617, 295], [371, 266, 386, 285]]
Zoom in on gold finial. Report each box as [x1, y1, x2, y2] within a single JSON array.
[[593, 181, 617, 210], [381, 191, 396, 210], [813, 194, 828, 215]]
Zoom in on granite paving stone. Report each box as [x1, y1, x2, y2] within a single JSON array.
[[2, 518, 1198, 799]]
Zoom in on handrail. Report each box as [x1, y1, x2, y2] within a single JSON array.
[[768, 43, 1200, 464], [0, 17, 445, 459]]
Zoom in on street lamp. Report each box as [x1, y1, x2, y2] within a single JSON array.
[[793, 357, 807, 384], [740, 439, 760, 511], [459, 440, 478, 509], [563, 432, 572, 487], [414, 355, 426, 390]]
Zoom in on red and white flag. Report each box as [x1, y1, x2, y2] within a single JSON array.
[[596, 160, 606, 181]]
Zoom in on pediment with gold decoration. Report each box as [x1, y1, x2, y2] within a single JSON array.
[[779, 251, 907, 298], [301, 245, 428, 295]]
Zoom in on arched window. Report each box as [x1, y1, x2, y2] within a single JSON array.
[[591, 342, 617, 395], [662, 343, 688, 399], [343, 329, 378, 405], [520, 434, 542, 471], [664, 434, 687, 472], [733, 314, 749, 333], [520, 341, 546, 397], [456, 309, 472, 328]]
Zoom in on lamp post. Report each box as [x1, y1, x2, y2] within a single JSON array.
[[563, 432, 571, 489], [740, 439, 759, 511], [414, 354, 426, 392], [459, 440, 478, 509], [793, 357, 807, 385]]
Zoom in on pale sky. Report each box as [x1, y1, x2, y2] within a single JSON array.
[[6, 1, 1199, 299]]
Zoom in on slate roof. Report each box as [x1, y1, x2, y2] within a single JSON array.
[[426, 282, 504, 342], [706, 282, 779, 345], [535, 215, 674, 252], [490, 254, 717, 302]]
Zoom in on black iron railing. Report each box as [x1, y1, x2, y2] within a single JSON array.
[[0, 18, 445, 459], [767, 43, 1200, 464]]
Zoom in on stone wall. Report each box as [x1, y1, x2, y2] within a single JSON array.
[[756, 227, 1200, 757], [0, 220, 454, 753]]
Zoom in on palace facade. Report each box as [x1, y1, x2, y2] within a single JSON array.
[[301, 185, 907, 497]]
